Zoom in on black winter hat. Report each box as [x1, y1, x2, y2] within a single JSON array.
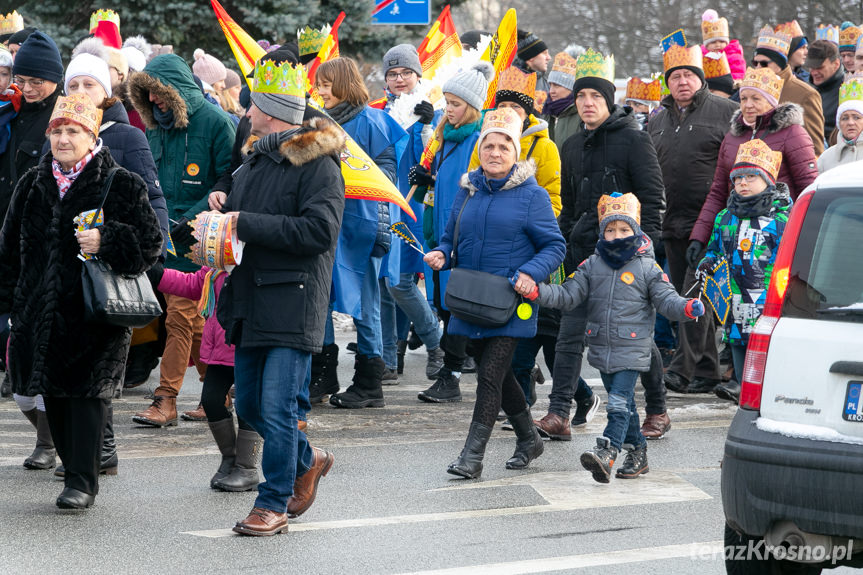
[[7, 27, 36, 46], [517, 29, 547, 62], [707, 75, 734, 96], [461, 30, 490, 50], [755, 47, 789, 70], [13, 30, 63, 84], [572, 76, 616, 110]]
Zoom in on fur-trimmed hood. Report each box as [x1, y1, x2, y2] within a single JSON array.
[[729, 102, 803, 137], [460, 159, 537, 194], [128, 54, 204, 130], [241, 116, 346, 165]]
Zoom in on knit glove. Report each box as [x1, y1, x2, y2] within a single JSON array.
[[408, 164, 435, 187], [685, 298, 705, 319], [524, 285, 539, 301], [685, 240, 705, 269], [171, 217, 195, 250], [414, 101, 435, 125], [696, 257, 716, 277]]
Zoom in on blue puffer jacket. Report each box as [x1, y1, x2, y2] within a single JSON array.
[[435, 161, 566, 339]]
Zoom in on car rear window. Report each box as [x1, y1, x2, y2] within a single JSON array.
[[782, 189, 863, 324]]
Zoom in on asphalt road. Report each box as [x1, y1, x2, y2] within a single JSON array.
[[1, 327, 857, 574]]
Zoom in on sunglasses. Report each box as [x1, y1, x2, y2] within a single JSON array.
[[751, 60, 771, 68]]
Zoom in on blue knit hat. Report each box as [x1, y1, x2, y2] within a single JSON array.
[[13, 31, 63, 84]]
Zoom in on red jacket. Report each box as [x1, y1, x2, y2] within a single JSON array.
[[690, 103, 818, 244]]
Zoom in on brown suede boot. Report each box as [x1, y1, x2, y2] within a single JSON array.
[[533, 412, 572, 441], [181, 403, 207, 422], [132, 396, 178, 427]]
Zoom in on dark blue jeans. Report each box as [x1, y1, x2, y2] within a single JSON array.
[[234, 346, 314, 513], [600, 370, 646, 450], [731, 342, 746, 383], [512, 334, 556, 406], [549, 302, 594, 417]]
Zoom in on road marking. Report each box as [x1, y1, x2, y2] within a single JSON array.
[[394, 541, 725, 574], [181, 470, 710, 538]]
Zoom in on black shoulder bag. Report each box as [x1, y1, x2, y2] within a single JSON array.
[[443, 192, 520, 328], [80, 167, 163, 328]]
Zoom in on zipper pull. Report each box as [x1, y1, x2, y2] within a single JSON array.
[[675, 126, 680, 133]]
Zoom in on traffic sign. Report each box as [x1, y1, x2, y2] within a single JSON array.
[[372, 0, 431, 26]]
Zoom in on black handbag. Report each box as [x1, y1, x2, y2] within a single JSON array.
[[80, 167, 163, 328], [443, 192, 520, 328]]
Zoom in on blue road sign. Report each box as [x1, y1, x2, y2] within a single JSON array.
[[372, 0, 431, 26]]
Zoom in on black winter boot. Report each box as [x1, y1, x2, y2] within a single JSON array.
[[447, 421, 493, 479], [397, 340, 407, 374], [208, 418, 236, 488], [309, 343, 340, 403], [418, 368, 461, 403], [23, 409, 56, 470], [616, 443, 649, 479], [505, 408, 544, 470], [213, 429, 261, 492], [580, 437, 619, 484], [407, 325, 423, 350], [55, 405, 119, 478], [330, 354, 386, 408]]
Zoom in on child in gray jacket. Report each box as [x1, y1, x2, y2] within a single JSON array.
[[519, 192, 704, 483]]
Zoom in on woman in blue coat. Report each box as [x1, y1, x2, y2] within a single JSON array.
[[425, 108, 566, 479]]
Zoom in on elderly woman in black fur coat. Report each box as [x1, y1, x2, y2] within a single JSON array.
[[0, 94, 162, 510]]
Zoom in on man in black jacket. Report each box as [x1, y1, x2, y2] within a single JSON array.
[[534, 49, 666, 440], [808, 39, 845, 142], [215, 62, 345, 537], [648, 48, 737, 402]]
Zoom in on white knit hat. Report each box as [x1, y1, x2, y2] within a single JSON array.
[[442, 61, 494, 111], [65, 53, 112, 98]]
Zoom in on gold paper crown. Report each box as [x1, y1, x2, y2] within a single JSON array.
[[839, 73, 863, 106], [756, 26, 791, 56], [49, 93, 103, 137], [858, 34, 863, 53], [481, 107, 522, 134], [701, 16, 729, 43], [253, 60, 306, 97], [663, 44, 703, 73], [840, 26, 862, 50], [574, 48, 614, 83], [775, 20, 804, 38], [625, 77, 661, 102], [551, 51, 578, 77], [703, 51, 732, 79], [0, 11, 23, 35], [816, 24, 840, 44], [497, 66, 536, 98], [597, 193, 641, 225], [89, 9, 119, 33], [740, 66, 784, 102], [297, 24, 331, 56], [733, 139, 782, 181]]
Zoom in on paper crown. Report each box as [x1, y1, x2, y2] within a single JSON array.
[[660, 29, 687, 53], [740, 66, 784, 102], [551, 51, 578, 77], [626, 77, 661, 102], [574, 48, 614, 82], [816, 24, 840, 44], [756, 26, 791, 56], [534, 90, 547, 113], [297, 24, 331, 56], [481, 107, 522, 134], [839, 73, 863, 106], [840, 25, 862, 50], [597, 193, 641, 226], [49, 93, 103, 137], [0, 11, 23, 35], [663, 44, 703, 73], [775, 20, 804, 38], [89, 9, 119, 33], [858, 34, 863, 53], [253, 60, 306, 97], [733, 139, 782, 182], [497, 66, 536, 98], [703, 51, 732, 78], [701, 15, 729, 44]]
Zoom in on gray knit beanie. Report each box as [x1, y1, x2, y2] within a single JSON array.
[[383, 44, 422, 77], [250, 91, 305, 125], [442, 61, 494, 110]]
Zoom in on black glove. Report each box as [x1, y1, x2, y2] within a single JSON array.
[[685, 240, 705, 269], [696, 257, 715, 276], [146, 261, 164, 288], [413, 101, 435, 125], [171, 217, 195, 249], [408, 164, 435, 187]]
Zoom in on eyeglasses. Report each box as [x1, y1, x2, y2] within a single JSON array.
[[750, 60, 771, 68], [386, 70, 416, 81], [14, 76, 46, 88], [732, 174, 761, 183]]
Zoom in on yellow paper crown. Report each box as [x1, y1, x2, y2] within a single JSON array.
[[625, 77, 661, 102], [49, 93, 103, 137], [497, 66, 537, 98], [840, 26, 862, 50], [297, 24, 331, 57], [740, 67, 784, 102], [551, 51, 578, 77], [733, 139, 782, 181], [775, 20, 804, 38], [597, 193, 641, 225], [663, 44, 703, 73], [816, 24, 840, 44], [0, 11, 23, 35], [253, 60, 306, 97], [839, 73, 863, 106], [703, 51, 732, 79], [89, 9, 120, 33], [574, 48, 614, 83], [701, 16, 729, 44], [756, 26, 791, 56]]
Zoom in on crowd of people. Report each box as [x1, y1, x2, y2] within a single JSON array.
[[0, 6, 861, 535]]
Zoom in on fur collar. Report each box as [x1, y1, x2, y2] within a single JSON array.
[[241, 117, 346, 165], [127, 71, 189, 130], [729, 102, 803, 137], [459, 160, 537, 194]]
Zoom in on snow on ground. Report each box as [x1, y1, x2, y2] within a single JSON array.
[[668, 403, 738, 417]]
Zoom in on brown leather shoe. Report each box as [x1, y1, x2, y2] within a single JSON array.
[[181, 403, 207, 422], [298, 420, 307, 433], [232, 507, 288, 536], [132, 396, 178, 427], [287, 447, 334, 518], [533, 412, 572, 441], [641, 412, 671, 440]]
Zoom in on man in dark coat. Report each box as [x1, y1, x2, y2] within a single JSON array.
[[808, 39, 845, 143], [215, 63, 345, 537], [534, 49, 666, 440], [648, 51, 737, 402]]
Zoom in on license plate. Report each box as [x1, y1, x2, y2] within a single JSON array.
[[843, 381, 863, 422]]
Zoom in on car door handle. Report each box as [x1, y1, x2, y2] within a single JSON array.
[[830, 362, 863, 376]]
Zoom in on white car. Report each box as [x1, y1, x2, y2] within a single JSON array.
[[722, 161, 863, 574]]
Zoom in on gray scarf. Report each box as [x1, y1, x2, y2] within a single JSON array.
[[252, 127, 303, 155], [327, 101, 364, 126]]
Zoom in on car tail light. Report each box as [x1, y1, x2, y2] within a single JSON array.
[[739, 191, 813, 411]]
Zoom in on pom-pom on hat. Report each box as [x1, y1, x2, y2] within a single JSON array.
[[0, 46, 11, 71], [598, 192, 641, 235], [442, 60, 494, 111], [701, 9, 730, 45], [495, 66, 537, 114], [477, 107, 524, 158], [193, 49, 227, 86], [13, 30, 63, 84], [48, 93, 103, 138], [739, 66, 784, 107], [122, 35, 151, 72], [730, 139, 782, 186], [382, 44, 422, 77], [65, 53, 112, 98]]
